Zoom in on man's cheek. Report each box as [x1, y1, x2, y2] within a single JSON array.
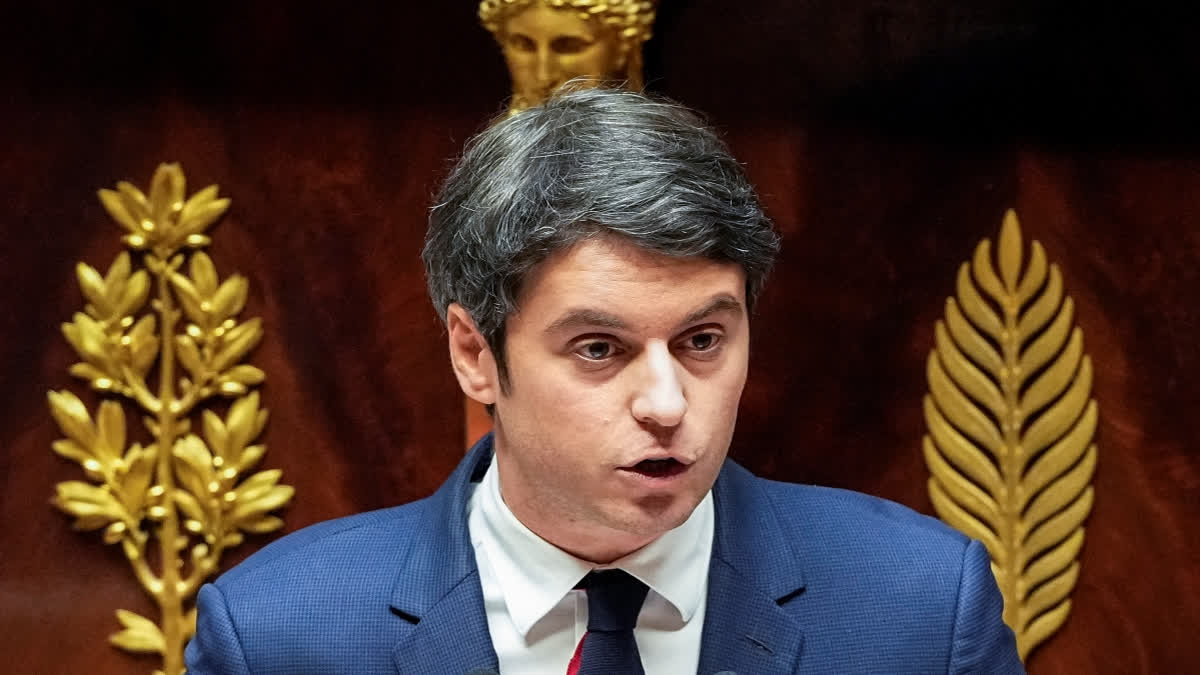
[[545, 377, 612, 418]]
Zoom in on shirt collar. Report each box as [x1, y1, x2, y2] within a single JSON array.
[[473, 457, 714, 637]]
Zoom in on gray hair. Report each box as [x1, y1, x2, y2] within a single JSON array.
[[423, 86, 780, 384]]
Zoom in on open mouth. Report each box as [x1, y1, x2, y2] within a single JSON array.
[[625, 458, 687, 479]]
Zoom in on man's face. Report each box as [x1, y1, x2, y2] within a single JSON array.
[[490, 235, 749, 562]]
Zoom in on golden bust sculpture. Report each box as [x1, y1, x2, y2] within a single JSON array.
[[479, 0, 657, 113]]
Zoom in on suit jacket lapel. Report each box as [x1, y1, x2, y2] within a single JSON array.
[[698, 460, 807, 675], [390, 436, 499, 675]]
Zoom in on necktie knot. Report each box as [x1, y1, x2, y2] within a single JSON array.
[[581, 569, 649, 633], [571, 570, 649, 675]]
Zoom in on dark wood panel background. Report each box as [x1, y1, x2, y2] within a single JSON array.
[[1, 2, 1195, 672]]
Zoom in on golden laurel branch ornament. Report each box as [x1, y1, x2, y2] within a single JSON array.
[[922, 210, 1097, 661], [47, 163, 293, 675]]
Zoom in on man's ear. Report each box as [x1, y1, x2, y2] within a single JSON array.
[[446, 303, 499, 406]]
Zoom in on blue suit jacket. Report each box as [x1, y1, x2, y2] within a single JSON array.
[[187, 435, 1022, 674]]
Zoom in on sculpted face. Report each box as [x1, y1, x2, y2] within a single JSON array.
[[447, 235, 749, 563], [499, 1, 624, 111]]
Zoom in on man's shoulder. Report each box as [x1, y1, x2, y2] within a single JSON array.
[[743, 474, 973, 578], [738, 476, 980, 637], [760, 478, 964, 545], [189, 497, 446, 672], [724, 474, 1020, 671], [214, 496, 431, 593]]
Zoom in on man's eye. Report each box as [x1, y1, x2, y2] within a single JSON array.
[[688, 333, 720, 351], [576, 340, 616, 360]]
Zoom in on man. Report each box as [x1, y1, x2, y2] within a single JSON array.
[[187, 87, 1023, 674]]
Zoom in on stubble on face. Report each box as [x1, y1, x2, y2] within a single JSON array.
[[488, 235, 749, 563]]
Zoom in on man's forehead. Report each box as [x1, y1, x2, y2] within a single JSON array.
[[507, 235, 747, 326], [526, 235, 743, 283]]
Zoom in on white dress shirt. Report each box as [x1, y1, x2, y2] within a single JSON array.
[[466, 457, 714, 674]]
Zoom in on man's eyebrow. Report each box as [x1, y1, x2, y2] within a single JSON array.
[[545, 295, 744, 334], [678, 294, 744, 328], [545, 309, 632, 333]]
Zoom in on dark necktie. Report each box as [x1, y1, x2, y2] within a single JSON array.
[[574, 569, 650, 675]]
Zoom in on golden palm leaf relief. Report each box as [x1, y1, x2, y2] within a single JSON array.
[[923, 210, 1097, 661], [48, 163, 293, 675]]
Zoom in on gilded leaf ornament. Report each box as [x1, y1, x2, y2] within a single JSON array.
[[923, 210, 1097, 661], [48, 163, 293, 675]]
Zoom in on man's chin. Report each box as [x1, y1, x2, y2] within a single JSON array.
[[618, 494, 700, 536]]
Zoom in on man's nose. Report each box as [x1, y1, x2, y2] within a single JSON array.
[[630, 341, 687, 428]]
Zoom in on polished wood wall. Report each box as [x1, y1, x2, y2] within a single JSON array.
[[1, 2, 1195, 672]]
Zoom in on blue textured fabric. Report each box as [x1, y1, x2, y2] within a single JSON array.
[[186, 434, 1024, 674], [577, 570, 648, 674]]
